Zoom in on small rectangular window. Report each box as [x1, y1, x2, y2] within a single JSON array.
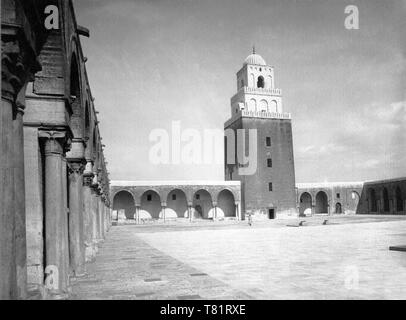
[[196, 194, 200, 200], [266, 137, 271, 147], [267, 159, 272, 167], [336, 193, 340, 199], [172, 194, 176, 201], [147, 194, 152, 201], [269, 183, 273, 192]]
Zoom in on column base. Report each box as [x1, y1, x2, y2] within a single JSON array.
[[45, 287, 71, 300], [85, 243, 98, 262]]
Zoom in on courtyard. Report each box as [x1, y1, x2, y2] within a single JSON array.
[[71, 216, 406, 300]]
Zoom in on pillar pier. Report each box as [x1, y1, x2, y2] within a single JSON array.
[[235, 201, 241, 220], [41, 132, 70, 296], [135, 205, 141, 224], [188, 203, 193, 222], [67, 161, 86, 277], [213, 202, 218, 220], [161, 202, 166, 222]]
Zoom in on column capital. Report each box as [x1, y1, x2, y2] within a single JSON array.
[[67, 161, 86, 177], [39, 130, 71, 156]]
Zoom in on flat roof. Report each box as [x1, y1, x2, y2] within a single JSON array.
[[111, 180, 241, 187], [296, 182, 364, 188]]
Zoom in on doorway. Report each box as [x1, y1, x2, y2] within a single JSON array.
[[268, 209, 275, 219]]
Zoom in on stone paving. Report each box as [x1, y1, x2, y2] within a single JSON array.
[[71, 216, 406, 300]]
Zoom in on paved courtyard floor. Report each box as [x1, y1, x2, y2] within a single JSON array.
[[71, 216, 406, 300]]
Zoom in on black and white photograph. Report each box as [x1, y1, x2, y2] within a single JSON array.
[[1, 0, 406, 308]]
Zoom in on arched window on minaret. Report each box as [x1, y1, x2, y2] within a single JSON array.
[[250, 74, 255, 87], [248, 99, 257, 112], [259, 100, 268, 112], [270, 100, 278, 113], [257, 76, 265, 88]]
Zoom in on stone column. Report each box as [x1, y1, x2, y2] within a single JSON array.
[[90, 186, 100, 251], [1, 65, 17, 300], [61, 157, 70, 281], [83, 169, 95, 262], [13, 88, 29, 299], [41, 132, 69, 296], [98, 194, 105, 240], [213, 202, 218, 220], [68, 161, 86, 277]]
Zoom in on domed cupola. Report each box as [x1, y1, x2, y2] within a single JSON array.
[[244, 47, 267, 66]]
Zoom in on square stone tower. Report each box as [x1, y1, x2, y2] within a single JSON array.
[[224, 49, 297, 220]]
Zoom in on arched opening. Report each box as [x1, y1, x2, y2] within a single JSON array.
[[248, 99, 257, 112], [396, 186, 403, 212], [315, 191, 328, 214], [349, 191, 360, 213], [192, 189, 213, 219], [217, 189, 235, 218], [70, 54, 83, 138], [259, 99, 268, 112], [257, 76, 265, 88], [369, 189, 377, 212], [140, 190, 161, 220], [250, 74, 255, 87], [84, 102, 90, 140], [269, 100, 277, 113], [383, 188, 390, 212], [335, 202, 342, 214], [299, 192, 312, 216], [113, 191, 135, 220], [166, 189, 188, 218]]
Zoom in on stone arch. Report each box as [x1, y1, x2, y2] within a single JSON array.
[[84, 101, 91, 140], [140, 190, 161, 220], [166, 189, 188, 218], [112, 190, 135, 220], [335, 202, 342, 214], [369, 188, 377, 212], [69, 52, 84, 138], [382, 187, 390, 212], [349, 190, 360, 213], [396, 186, 403, 212], [259, 99, 268, 112], [217, 189, 235, 218], [315, 191, 328, 214], [299, 192, 312, 216], [248, 98, 257, 112], [257, 76, 265, 88], [269, 100, 278, 113], [192, 189, 213, 219]]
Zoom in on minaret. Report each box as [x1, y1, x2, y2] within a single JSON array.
[[224, 50, 297, 220]]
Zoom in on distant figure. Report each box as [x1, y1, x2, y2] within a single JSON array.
[[323, 219, 328, 225], [247, 213, 252, 226]]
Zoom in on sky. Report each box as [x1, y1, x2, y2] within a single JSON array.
[[75, 0, 406, 183]]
